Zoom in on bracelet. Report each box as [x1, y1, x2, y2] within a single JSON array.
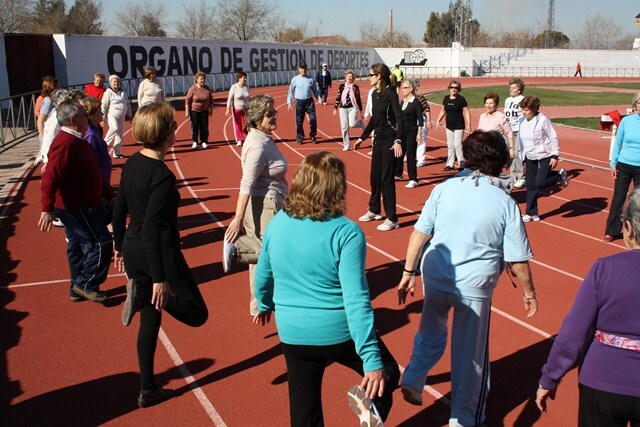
[[403, 268, 416, 276], [393, 139, 402, 145]]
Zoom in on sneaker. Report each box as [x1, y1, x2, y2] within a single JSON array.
[[394, 175, 403, 181], [72, 284, 107, 303], [311, 137, 318, 144], [443, 165, 455, 171], [137, 386, 175, 408], [558, 168, 569, 188], [347, 385, 384, 427], [192, 141, 198, 149], [401, 385, 423, 406], [416, 162, 427, 168], [201, 142, 208, 149], [513, 179, 526, 188], [297, 139, 304, 145], [122, 279, 145, 327], [602, 235, 614, 242], [52, 218, 64, 227], [522, 215, 540, 223], [358, 211, 383, 222], [377, 219, 399, 231], [222, 239, 237, 273], [237, 140, 243, 146], [405, 180, 419, 189], [113, 154, 124, 159], [343, 146, 351, 151], [70, 288, 85, 303]]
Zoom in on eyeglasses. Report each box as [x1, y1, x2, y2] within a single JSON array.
[[369, 73, 377, 77], [448, 86, 460, 90], [265, 109, 278, 118]]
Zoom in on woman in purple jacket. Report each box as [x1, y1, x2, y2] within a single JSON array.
[[81, 97, 112, 183], [536, 187, 640, 426]]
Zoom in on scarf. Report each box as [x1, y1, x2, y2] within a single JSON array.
[[341, 82, 358, 112]]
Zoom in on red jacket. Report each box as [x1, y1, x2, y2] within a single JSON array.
[[40, 129, 112, 212]]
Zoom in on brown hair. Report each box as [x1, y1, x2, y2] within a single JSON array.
[[41, 76, 58, 97], [462, 130, 508, 177], [194, 71, 206, 82], [143, 66, 157, 79], [237, 71, 247, 80], [132, 102, 176, 149], [508, 78, 525, 94], [371, 63, 393, 96], [483, 92, 500, 105], [94, 72, 106, 81], [448, 79, 462, 90], [283, 151, 347, 221], [81, 97, 101, 115], [519, 95, 540, 112]]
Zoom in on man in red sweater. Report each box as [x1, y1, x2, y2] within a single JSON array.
[[38, 99, 114, 303]]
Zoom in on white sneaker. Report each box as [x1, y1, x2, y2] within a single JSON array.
[[513, 179, 526, 188], [416, 162, 427, 168], [222, 239, 237, 273], [192, 141, 198, 149], [52, 218, 64, 227], [405, 180, 419, 189], [558, 168, 569, 188], [522, 214, 540, 223], [347, 385, 384, 427], [343, 146, 351, 151], [377, 219, 399, 231], [201, 142, 208, 149], [237, 140, 243, 147], [401, 386, 423, 406], [358, 211, 383, 222]]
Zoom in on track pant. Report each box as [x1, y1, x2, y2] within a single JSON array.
[[604, 161, 640, 236], [446, 128, 464, 168], [395, 126, 419, 181], [578, 383, 640, 427], [369, 138, 397, 222], [105, 113, 126, 156], [55, 205, 112, 295], [281, 336, 400, 427], [339, 106, 362, 149], [231, 108, 246, 143], [401, 288, 491, 427], [123, 239, 208, 390], [524, 157, 560, 216], [295, 98, 317, 141], [235, 196, 279, 315], [318, 86, 329, 103], [189, 110, 209, 144], [510, 131, 524, 180]]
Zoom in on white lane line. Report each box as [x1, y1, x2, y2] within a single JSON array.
[[1, 273, 127, 290], [158, 329, 228, 426], [398, 365, 452, 407], [192, 187, 240, 192], [534, 220, 625, 249], [489, 307, 554, 340]]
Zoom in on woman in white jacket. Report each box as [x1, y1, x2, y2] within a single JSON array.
[[102, 75, 132, 158]]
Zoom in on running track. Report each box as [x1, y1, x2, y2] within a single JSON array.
[[0, 77, 634, 426]]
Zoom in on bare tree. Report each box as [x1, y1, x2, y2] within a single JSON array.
[[216, 0, 275, 41], [268, 16, 307, 43], [65, 0, 104, 34], [0, 0, 34, 32], [176, 0, 217, 39], [28, 0, 66, 33], [114, 1, 168, 37], [359, 20, 411, 48], [573, 14, 630, 50]]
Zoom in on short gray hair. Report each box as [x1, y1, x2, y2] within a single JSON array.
[[51, 89, 70, 108], [623, 187, 640, 241], [109, 74, 121, 82], [56, 100, 84, 126], [245, 95, 274, 131]]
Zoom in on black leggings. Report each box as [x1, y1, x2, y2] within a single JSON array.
[[395, 126, 419, 181], [124, 239, 209, 390], [189, 110, 209, 143], [579, 383, 640, 427], [281, 335, 399, 427]]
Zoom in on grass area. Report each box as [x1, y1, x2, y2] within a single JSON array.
[[426, 86, 629, 108], [551, 117, 602, 131]]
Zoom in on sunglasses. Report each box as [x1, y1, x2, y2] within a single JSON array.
[[265, 109, 278, 118], [449, 86, 460, 90], [369, 73, 377, 77]]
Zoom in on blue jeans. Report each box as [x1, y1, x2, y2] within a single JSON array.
[[56, 205, 112, 294], [294, 98, 317, 141]]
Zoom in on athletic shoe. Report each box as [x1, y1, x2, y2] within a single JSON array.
[[443, 165, 455, 171], [377, 219, 399, 231], [343, 146, 351, 151], [558, 168, 569, 188], [113, 154, 124, 159], [394, 175, 403, 181], [602, 235, 614, 242], [401, 385, 423, 406], [72, 285, 107, 303], [522, 215, 540, 223], [513, 179, 526, 188], [416, 162, 427, 168], [52, 218, 64, 227], [222, 239, 237, 273], [137, 386, 175, 408], [311, 137, 318, 144], [201, 142, 208, 149], [237, 140, 243, 147], [347, 385, 384, 427], [122, 279, 145, 327], [358, 211, 383, 222], [70, 288, 85, 302], [191, 141, 198, 149], [297, 139, 304, 145], [405, 180, 419, 188]]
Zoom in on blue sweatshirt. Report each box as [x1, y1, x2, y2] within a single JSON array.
[[611, 113, 640, 167], [254, 211, 383, 372], [287, 74, 319, 104]]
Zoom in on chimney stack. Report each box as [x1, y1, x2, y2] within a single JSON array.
[[388, 10, 393, 36]]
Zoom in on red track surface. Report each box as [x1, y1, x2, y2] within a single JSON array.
[[1, 77, 634, 426]]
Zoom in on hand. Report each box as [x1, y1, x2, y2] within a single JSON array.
[[38, 212, 54, 232], [398, 275, 416, 305], [427, 121, 433, 129], [435, 122, 441, 131], [354, 139, 363, 150], [224, 217, 244, 243], [225, 109, 231, 117], [333, 109, 337, 117], [151, 281, 173, 311], [252, 311, 272, 326], [465, 125, 472, 133], [114, 250, 125, 273], [535, 386, 556, 413], [509, 148, 515, 159], [360, 369, 385, 400], [523, 293, 539, 318], [287, 104, 292, 111], [549, 158, 558, 169], [391, 143, 403, 157], [41, 163, 47, 173], [611, 166, 617, 179], [185, 111, 189, 118]]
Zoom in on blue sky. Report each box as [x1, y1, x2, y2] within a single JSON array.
[[106, 0, 639, 44]]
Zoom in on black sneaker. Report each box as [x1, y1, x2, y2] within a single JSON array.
[[137, 386, 175, 408], [443, 166, 454, 171], [72, 285, 107, 303]]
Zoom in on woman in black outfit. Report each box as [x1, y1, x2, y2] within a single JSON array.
[[396, 78, 424, 188], [435, 79, 471, 171], [354, 63, 404, 232], [113, 102, 208, 408]]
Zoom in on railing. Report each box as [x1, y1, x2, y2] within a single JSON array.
[[0, 93, 38, 152]]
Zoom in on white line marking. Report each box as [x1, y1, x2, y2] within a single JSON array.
[[192, 187, 240, 192], [489, 307, 554, 339], [158, 329, 228, 426], [1, 273, 127, 289]]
